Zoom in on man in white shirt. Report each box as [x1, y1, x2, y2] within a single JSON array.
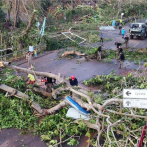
[[29, 44, 34, 53]]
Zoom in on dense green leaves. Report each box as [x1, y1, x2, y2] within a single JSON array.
[[0, 69, 88, 146], [0, 95, 37, 130]]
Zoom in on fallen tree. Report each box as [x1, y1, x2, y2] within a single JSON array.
[[61, 49, 96, 61], [0, 84, 96, 130], [1, 61, 147, 147], [62, 50, 85, 57]]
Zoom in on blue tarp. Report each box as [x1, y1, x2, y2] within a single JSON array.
[[112, 20, 115, 26], [65, 96, 90, 115]]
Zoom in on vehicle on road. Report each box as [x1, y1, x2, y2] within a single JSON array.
[[129, 23, 147, 40]]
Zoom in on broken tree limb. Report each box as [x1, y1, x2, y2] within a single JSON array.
[[51, 87, 118, 113], [100, 98, 123, 110], [52, 87, 69, 99], [106, 109, 147, 119], [71, 95, 92, 111], [93, 97, 123, 111], [2, 62, 99, 112], [42, 100, 69, 115], [2, 61, 147, 123], [0, 62, 123, 118], [31, 101, 43, 114], [62, 50, 85, 57], [2, 62, 65, 84], [74, 119, 99, 130], [33, 87, 52, 97], [0, 83, 69, 115], [0, 84, 29, 101], [0, 84, 43, 114]]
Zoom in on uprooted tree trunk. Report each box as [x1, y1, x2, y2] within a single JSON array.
[[1, 61, 147, 146]]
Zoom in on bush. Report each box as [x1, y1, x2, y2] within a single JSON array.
[[43, 36, 78, 50]]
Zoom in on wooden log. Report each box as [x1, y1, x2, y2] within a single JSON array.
[[62, 50, 85, 57], [0, 84, 29, 101], [2, 62, 65, 84], [0, 84, 43, 114], [74, 119, 99, 130], [33, 87, 52, 97]]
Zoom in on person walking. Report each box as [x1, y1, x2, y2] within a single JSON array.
[[97, 45, 102, 60], [122, 28, 125, 39], [118, 52, 126, 69], [26, 51, 32, 68], [119, 24, 122, 35], [124, 35, 129, 48], [99, 33, 103, 44]]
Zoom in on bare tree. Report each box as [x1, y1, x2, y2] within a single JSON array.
[[14, 0, 20, 27], [7, 0, 12, 22]]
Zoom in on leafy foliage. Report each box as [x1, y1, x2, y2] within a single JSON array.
[[43, 36, 78, 51], [83, 71, 147, 146], [0, 69, 88, 146]]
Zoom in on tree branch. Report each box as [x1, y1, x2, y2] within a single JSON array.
[[0, 84, 43, 114]]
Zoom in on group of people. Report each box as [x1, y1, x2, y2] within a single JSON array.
[[97, 28, 128, 69], [25, 71, 79, 92], [118, 23, 129, 69], [96, 21, 130, 69], [25, 43, 79, 92], [96, 43, 126, 69]]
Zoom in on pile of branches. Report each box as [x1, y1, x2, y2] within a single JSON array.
[[0, 61, 147, 146]]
